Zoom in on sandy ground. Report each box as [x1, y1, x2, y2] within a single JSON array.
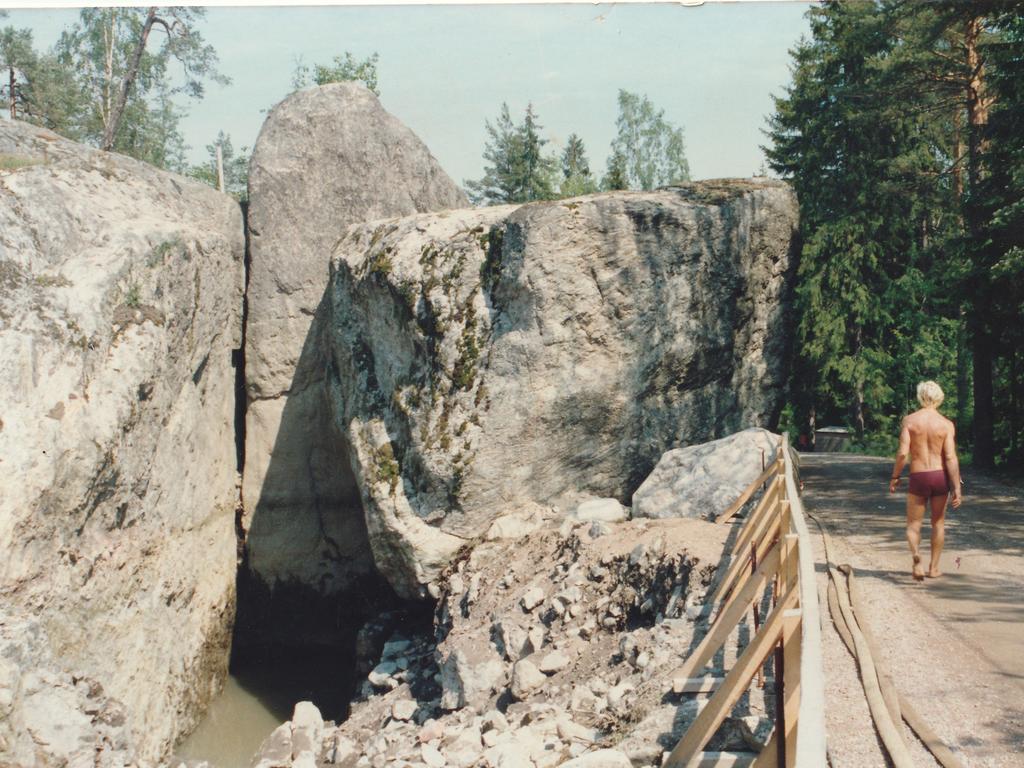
[[800, 453, 1024, 768]]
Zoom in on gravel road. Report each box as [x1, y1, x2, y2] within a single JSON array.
[[800, 453, 1024, 768]]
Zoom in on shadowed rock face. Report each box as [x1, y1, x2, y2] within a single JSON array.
[[242, 82, 468, 599], [325, 180, 799, 598], [0, 121, 243, 762]]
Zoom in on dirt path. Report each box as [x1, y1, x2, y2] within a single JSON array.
[[800, 453, 1024, 767]]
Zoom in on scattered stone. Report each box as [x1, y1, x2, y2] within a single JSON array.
[[291, 701, 324, 758], [440, 647, 506, 711], [392, 698, 417, 722], [422, 743, 447, 768], [368, 661, 399, 690], [558, 749, 633, 768], [328, 734, 359, 765], [538, 651, 572, 675], [510, 660, 546, 701], [574, 498, 629, 523], [420, 718, 445, 744], [527, 626, 546, 655], [251, 723, 292, 768], [521, 587, 546, 612], [556, 717, 601, 744]]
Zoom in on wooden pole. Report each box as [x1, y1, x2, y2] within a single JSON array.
[[216, 144, 226, 194]]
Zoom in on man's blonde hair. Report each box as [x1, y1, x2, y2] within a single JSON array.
[[917, 380, 944, 408]]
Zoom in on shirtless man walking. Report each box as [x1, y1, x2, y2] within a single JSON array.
[[888, 381, 963, 581]]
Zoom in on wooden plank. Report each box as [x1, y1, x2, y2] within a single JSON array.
[[730, 477, 782, 555], [665, 587, 800, 768], [781, 608, 803, 768], [670, 540, 782, 685], [710, 504, 782, 608], [687, 752, 757, 767], [672, 676, 726, 694], [717, 462, 779, 524]]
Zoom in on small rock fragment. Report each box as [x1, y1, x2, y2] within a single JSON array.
[[510, 659, 546, 700], [521, 587, 545, 612], [392, 698, 417, 721], [538, 651, 571, 675]]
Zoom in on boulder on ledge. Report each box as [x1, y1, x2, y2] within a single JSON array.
[[324, 180, 798, 597]]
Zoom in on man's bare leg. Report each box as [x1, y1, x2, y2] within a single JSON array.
[[927, 495, 947, 577], [906, 493, 926, 581]]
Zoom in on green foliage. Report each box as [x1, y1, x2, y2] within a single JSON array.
[[124, 282, 141, 308], [292, 51, 379, 95], [54, 7, 226, 162], [465, 102, 559, 206], [187, 130, 250, 200], [601, 149, 628, 191], [559, 133, 597, 197], [608, 89, 690, 190], [0, 25, 37, 117], [766, 0, 1024, 469], [372, 442, 400, 495], [0, 153, 41, 171]]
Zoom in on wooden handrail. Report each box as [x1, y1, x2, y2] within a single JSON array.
[[664, 433, 826, 768]]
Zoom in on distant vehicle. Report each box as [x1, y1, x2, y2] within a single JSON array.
[[814, 426, 852, 452]]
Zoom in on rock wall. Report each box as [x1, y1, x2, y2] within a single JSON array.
[[0, 121, 243, 762], [242, 82, 467, 598], [325, 180, 798, 597]]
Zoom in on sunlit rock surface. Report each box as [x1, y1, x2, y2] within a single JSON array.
[[242, 81, 467, 597], [325, 180, 798, 596], [0, 120, 243, 762]]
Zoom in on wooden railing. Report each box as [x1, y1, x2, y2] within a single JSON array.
[[664, 434, 826, 768]]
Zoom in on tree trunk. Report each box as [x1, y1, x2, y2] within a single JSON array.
[[101, 7, 158, 152], [972, 326, 995, 467], [964, 13, 997, 469], [8, 65, 15, 119], [852, 324, 865, 436], [1011, 343, 1018, 462], [956, 309, 971, 437]]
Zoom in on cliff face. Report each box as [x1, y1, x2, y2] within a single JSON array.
[[242, 82, 468, 599], [325, 181, 798, 598], [0, 121, 243, 762]]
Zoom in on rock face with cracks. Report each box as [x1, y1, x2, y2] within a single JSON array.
[[242, 81, 467, 597], [0, 121, 243, 762], [325, 180, 797, 597]]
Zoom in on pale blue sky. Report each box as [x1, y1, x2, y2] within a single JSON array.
[[3, 4, 811, 184]]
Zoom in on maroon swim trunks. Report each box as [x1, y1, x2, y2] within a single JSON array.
[[908, 469, 949, 499]]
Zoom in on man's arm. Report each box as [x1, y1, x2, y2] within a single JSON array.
[[943, 422, 962, 508], [889, 418, 911, 493]]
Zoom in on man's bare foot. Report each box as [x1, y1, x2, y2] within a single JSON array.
[[912, 554, 924, 581], [927, 569, 941, 578]]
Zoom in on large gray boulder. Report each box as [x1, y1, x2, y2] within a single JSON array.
[[242, 82, 467, 597], [632, 427, 780, 520], [0, 120, 243, 761], [324, 180, 798, 596]]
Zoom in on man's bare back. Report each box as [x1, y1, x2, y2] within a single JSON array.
[[889, 381, 962, 580]]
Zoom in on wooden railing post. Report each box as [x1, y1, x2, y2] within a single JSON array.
[[665, 434, 825, 768]]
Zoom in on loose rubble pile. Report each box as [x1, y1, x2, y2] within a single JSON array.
[[249, 505, 778, 767]]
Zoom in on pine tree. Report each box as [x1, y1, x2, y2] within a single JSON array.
[[56, 7, 226, 157], [601, 149, 628, 191], [559, 133, 596, 197], [465, 103, 558, 206]]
